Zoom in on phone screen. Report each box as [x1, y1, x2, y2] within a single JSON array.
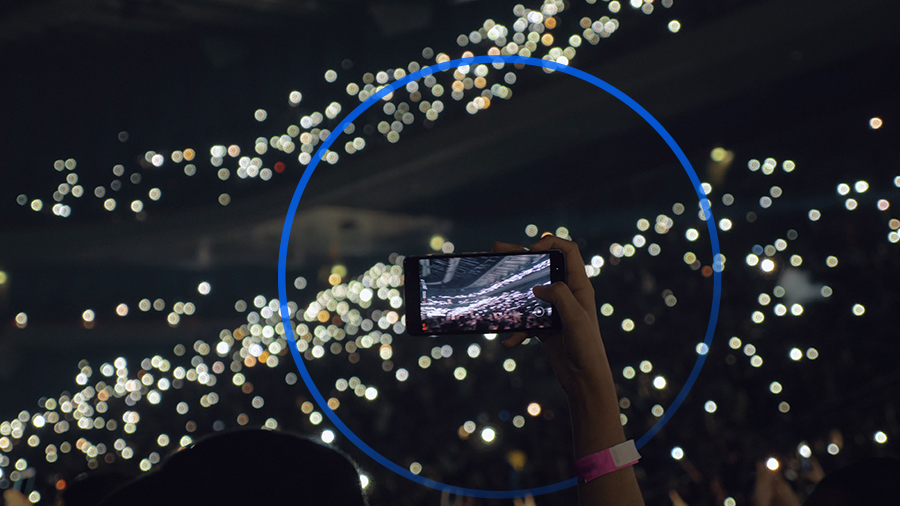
[[404, 250, 565, 336]]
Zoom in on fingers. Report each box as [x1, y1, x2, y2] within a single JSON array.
[[502, 331, 528, 348], [492, 241, 527, 253], [533, 282, 587, 330], [527, 235, 595, 309]]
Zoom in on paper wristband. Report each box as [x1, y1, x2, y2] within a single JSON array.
[[574, 440, 641, 483]]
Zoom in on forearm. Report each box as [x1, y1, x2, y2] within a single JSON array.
[[568, 367, 645, 506]]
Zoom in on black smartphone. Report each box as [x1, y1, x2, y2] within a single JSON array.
[[403, 249, 566, 336]]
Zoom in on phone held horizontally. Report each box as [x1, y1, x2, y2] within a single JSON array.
[[403, 249, 566, 336]]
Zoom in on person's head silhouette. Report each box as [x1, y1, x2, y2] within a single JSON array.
[[100, 429, 367, 506]]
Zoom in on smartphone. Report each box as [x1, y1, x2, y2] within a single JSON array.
[[403, 249, 566, 336]]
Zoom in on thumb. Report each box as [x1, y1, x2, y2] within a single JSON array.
[[533, 282, 584, 326]]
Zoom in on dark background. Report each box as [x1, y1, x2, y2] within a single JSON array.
[[2, 0, 899, 504]]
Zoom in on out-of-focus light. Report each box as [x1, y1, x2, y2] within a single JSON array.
[[790, 348, 803, 360], [321, 430, 335, 444], [360, 475, 369, 489], [653, 376, 666, 389], [769, 382, 783, 394], [761, 259, 775, 272], [799, 444, 812, 458], [525, 224, 538, 237], [746, 254, 759, 267], [808, 209, 821, 221], [766, 458, 779, 471], [719, 219, 732, 231], [671, 447, 684, 460], [198, 282, 210, 295], [875, 431, 888, 444], [364, 387, 378, 400], [725, 498, 736, 506], [852, 304, 865, 316], [704, 401, 717, 413], [827, 444, 840, 455], [807, 348, 819, 360], [429, 235, 444, 250], [623, 366, 635, 379], [837, 183, 850, 196], [481, 427, 496, 443], [639, 360, 652, 373], [527, 403, 541, 417], [869, 117, 882, 129]]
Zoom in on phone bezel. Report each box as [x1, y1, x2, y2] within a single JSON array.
[[403, 249, 567, 336]]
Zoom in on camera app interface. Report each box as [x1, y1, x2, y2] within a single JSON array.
[[418, 254, 553, 334]]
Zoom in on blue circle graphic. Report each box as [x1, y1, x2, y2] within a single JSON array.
[[278, 55, 722, 499]]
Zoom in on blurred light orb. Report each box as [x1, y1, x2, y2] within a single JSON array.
[[481, 427, 496, 443], [766, 458, 779, 471], [671, 447, 684, 460], [869, 117, 882, 129], [198, 282, 210, 295]]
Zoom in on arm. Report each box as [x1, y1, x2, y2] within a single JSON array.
[[494, 236, 645, 506]]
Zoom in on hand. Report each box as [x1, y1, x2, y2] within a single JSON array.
[[513, 494, 537, 506], [493, 235, 608, 396], [3, 489, 31, 506], [441, 490, 474, 506]]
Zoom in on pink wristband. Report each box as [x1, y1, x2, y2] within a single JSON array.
[[574, 440, 641, 483]]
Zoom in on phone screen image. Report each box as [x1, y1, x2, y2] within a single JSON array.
[[405, 251, 563, 336]]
